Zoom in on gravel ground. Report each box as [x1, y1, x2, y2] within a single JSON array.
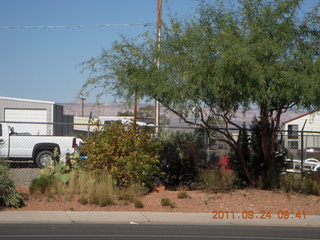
[[6, 161, 41, 186], [11, 187, 320, 215]]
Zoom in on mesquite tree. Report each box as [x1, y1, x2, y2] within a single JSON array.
[[81, 0, 320, 188]]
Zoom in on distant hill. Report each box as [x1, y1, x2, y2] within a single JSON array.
[[60, 102, 307, 127]]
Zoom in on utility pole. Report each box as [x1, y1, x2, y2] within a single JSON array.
[[155, 0, 162, 133], [80, 97, 86, 117], [133, 90, 138, 129]]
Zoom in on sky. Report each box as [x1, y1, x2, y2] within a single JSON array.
[[0, 0, 319, 104]]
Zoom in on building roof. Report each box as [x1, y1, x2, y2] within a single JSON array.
[[282, 109, 320, 125], [0, 96, 55, 105]]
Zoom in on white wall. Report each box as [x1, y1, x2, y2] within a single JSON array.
[[284, 111, 320, 132]]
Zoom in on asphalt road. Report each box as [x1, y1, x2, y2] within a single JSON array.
[[0, 224, 319, 240]]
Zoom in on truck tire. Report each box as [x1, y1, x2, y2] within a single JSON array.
[[35, 151, 53, 169]]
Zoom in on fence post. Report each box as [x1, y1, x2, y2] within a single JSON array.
[[207, 135, 210, 163], [87, 112, 92, 138], [300, 119, 307, 177]]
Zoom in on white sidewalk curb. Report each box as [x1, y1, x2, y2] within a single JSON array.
[[0, 211, 319, 227]]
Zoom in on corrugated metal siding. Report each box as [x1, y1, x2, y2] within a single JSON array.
[[0, 98, 53, 122], [0, 98, 75, 136], [0, 98, 54, 135]]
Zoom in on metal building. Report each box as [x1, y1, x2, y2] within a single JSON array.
[[0, 96, 73, 136]]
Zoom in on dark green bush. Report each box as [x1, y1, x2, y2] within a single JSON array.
[[29, 175, 56, 194], [81, 123, 160, 189], [229, 120, 286, 188], [155, 130, 208, 190], [0, 162, 24, 208], [280, 173, 320, 196], [197, 167, 239, 193], [177, 191, 189, 199], [134, 199, 144, 208], [160, 198, 176, 208], [78, 196, 88, 205]]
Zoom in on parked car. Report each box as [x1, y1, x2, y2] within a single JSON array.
[[304, 158, 320, 165], [0, 123, 82, 168], [284, 158, 320, 173], [298, 147, 320, 160]]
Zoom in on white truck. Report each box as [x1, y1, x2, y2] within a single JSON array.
[[0, 122, 81, 168]]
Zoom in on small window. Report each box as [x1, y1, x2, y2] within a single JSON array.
[[289, 141, 299, 150], [288, 124, 298, 139], [0, 124, 2, 136]]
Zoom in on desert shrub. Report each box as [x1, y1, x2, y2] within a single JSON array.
[[0, 162, 24, 208], [160, 198, 176, 208], [116, 183, 149, 203], [98, 195, 114, 207], [32, 166, 117, 207], [134, 199, 144, 208], [313, 172, 320, 185], [78, 196, 88, 205], [177, 191, 189, 199], [155, 130, 208, 190], [81, 123, 160, 189], [197, 167, 239, 193], [30, 163, 74, 195], [117, 192, 135, 202], [29, 175, 56, 194], [280, 173, 320, 196]]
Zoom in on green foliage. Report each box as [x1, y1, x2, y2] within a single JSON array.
[[116, 183, 149, 203], [41, 163, 71, 185], [81, 0, 320, 189], [81, 122, 160, 188], [160, 198, 176, 208], [97, 195, 114, 207], [280, 173, 320, 196], [31, 165, 152, 207], [29, 175, 56, 194], [0, 163, 24, 208], [177, 191, 189, 199], [155, 130, 208, 189], [230, 120, 286, 188], [32, 167, 116, 205], [197, 168, 239, 193], [134, 199, 144, 208]]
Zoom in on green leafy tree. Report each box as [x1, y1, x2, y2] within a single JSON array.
[[81, 0, 320, 188]]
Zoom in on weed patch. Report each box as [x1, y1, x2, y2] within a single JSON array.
[[161, 198, 176, 208]]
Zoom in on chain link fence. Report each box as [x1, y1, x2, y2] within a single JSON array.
[[1, 121, 320, 186], [282, 130, 320, 173]]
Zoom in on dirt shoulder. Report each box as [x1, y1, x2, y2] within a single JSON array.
[[8, 187, 320, 215]]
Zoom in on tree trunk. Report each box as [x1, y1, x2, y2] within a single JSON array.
[[259, 105, 278, 189], [236, 144, 256, 187]]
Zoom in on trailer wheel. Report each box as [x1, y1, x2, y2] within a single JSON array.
[[35, 151, 53, 169]]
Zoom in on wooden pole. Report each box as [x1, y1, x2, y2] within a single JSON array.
[[133, 90, 138, 129], [155, 0, 162, 132]]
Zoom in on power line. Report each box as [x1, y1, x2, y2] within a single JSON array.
[[0, 23, 155, 29]]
